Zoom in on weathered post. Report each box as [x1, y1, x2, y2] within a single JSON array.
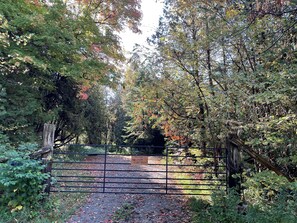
[[42, 123, 56, 194], [226, 137, 243, 191]]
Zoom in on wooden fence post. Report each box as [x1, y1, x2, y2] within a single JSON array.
[[226, 137, 243, 191], [42, 123, 56, 194]]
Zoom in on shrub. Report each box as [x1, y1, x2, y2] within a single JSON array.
[[0, 143, 50, 211], [190, 187, 297, 223], [190, 190, 246, 223], [243, 171, 295, 205]]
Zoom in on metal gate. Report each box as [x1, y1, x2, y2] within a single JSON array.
[[50, 145, 227, 195]]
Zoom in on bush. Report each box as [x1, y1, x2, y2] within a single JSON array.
[[190, 190, 246, 223], [243, 171, 295, 205], [0, 143, 50, 212], [190, 187, 297, 223]]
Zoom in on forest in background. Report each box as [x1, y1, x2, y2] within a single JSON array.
[[0, 0, 297, 222], [0, 0, 141, 147]]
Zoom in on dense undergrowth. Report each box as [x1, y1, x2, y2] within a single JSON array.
[[0, 193, 88, 223], [190, 174, 297, 223], [0, 144, 88, 223]]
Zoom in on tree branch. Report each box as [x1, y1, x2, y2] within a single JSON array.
[[230, 137, 294, 182]]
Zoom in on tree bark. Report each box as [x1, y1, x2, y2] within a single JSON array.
[[230, 137, 294, 182], [42, 123, 56, 194]]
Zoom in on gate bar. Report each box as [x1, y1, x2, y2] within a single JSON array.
[[50, 190, 213, 196], [53, 161, 226, 168], [52, 168, 226, 175]]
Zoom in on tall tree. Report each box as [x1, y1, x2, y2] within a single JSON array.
[[124, 0, 297, 179], [0, 0, 142, 145]]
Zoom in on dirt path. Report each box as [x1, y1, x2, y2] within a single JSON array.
[[63, 156, 193, 223], [67, 193, 192, 223]]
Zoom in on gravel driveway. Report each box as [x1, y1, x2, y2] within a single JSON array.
[[62, 155, 193, 223], [67, 193, 192, 223]]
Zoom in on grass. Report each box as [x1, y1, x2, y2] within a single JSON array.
[[112, 203, 135, 222]]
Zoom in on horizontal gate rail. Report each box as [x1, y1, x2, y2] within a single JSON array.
[[57, 180, 103, 183], [50, 190, 216, 196], [52, 161, 107, 164], [52, 168, 226, 175], [52, 161, 226, 167], [55, 181, 225, 186], [54, 176, 226, 182], [54, 185, 224, 191], [53, 152, 225, 159], [52, 161, 226, 168], [169, 155, 226, 159], [52, 180, 224, 185], [53, 152, 166, 156], [54, 175, 225, 180]]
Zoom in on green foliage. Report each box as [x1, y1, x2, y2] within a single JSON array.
[[122, 54, 166, 146], [0, 191, 88, 223], [0, 84, 8, 143], [0, 0, 141, 146], [190, 188, 297, 223], [64, 144, 105, 160], [243, 171, 297, 205], [0, 144, 49, 211], [107, 89, 128, 145], [49, 76, 87, 146], [123, 0, 297, 180], [83, 86, 108, 144], [190, 190, 246, 223], [0, 0, 85, 144]]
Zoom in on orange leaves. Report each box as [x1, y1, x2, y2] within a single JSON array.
[[78, 85, 90, 100], [91, 44, 102, 53], [79, 92, 89, 100], [76, 0, 93, 4], [162, 121, 189, 145], [75, 0, 142, 33]]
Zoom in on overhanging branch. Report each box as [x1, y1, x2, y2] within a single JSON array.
[[230, 137, 294, 182]]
